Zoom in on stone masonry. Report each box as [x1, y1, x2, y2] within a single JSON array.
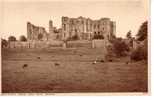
[[61, 16, 116, 41], [27, 16, 116, 42], [27, 22, 48, 41]]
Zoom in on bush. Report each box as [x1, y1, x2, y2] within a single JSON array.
[[130, 46, 147, 61], [1, 39, 8, 48], [8, 36, 16, 42], [112, 38, 129, 57], [19, 35, 27, 41]]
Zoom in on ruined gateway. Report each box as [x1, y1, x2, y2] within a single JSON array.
[[27, 16, 116, 42]]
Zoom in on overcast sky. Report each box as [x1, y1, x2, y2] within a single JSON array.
[[0, 0, 149, 39]]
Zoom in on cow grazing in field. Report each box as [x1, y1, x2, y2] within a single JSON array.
[[22, 64, 28, 69]]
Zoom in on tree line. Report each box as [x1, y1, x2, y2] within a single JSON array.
[[1, 35, 27, 48], [107, 21, 148, 61]]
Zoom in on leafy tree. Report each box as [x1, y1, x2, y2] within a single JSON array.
[[8, 36, 16, 42], [19, 35, 27, 41], [136, 21, 148, 41], [112, 38, 129, 57], [131, 38, 147, 61], [126, 30, 132, 39], [1, 39, 8, 48]]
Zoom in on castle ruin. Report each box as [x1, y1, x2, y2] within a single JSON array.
[[27, 22, 48, 41], [27, 16, 116, 42], [61, 16, 116, 41]]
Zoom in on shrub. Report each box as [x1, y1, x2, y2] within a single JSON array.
[[19, 35, 27, 41], [112, 38, 129, 57], [1, 39, 8, 48], [130, 45, 147, 61], [8, 36, 16, 42]]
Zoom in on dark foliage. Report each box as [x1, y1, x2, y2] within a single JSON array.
[[19, 35, 27, 41], [131, 39, 147, 61], [8, 36, 16, 41], [112, 38, 129, 57], [136, 21, 148, 41], [126, 30, 132, 39], [1, 39, 8, 48]]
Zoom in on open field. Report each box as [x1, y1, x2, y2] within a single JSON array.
[[2, 48, 148, 93]]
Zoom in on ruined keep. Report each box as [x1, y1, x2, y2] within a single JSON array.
[[61, 16, 116, 41], [27, 20, 61, 41], [27, 22, 49, 41]]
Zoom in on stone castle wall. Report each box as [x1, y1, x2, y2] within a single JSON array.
[[27, 17, 116, 42], [27, 22, 49, 41], [8, 41, 64, 49], [61, 16, 116, 41]]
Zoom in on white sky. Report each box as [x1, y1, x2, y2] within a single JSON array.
[[0, 0, 149, 39]]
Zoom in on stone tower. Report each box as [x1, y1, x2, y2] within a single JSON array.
[[49, 20, 53, 34], [62, 16, 70, 40], [110, 21, 116, 38], [27, 22, 32, 40]]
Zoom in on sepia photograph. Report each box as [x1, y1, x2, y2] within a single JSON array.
[[0, 0, 149, 94]]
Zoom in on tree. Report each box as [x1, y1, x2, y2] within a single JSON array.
[[1, 39, 8, 48], [136, 21, 148, 41], [19, 35, 27, 41], [131, 38, 147, 61], [112, 38, 129, 57], [8, 36, 16, 42], [126, 31, 134, 48], [126, 30, 132, 39]]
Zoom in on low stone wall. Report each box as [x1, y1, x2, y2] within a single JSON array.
[[8, 40, 109, 50], [92, 39, 106, 48], [66, 40, 92, 48], [8, 40, 64, 48], [9, 42, 30, 48]]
